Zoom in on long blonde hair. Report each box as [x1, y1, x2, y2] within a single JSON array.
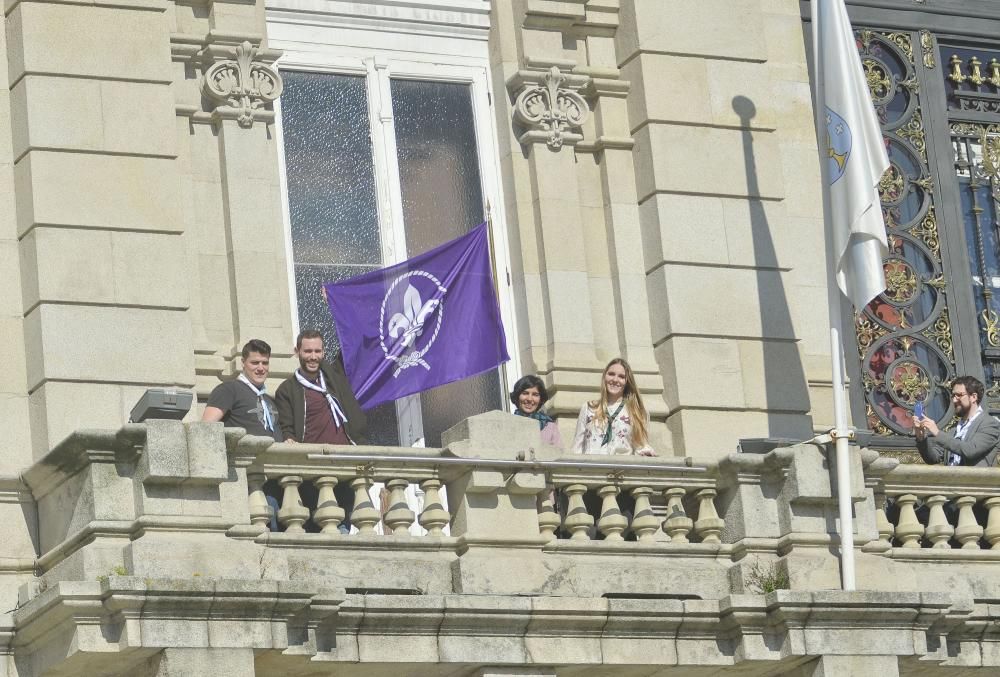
[[590, 357, 649, 450]]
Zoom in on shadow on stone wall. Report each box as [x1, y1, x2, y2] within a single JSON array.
[[733, 95, 812, 439]]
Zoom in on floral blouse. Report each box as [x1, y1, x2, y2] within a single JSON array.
[[571, 402, 653, 455]]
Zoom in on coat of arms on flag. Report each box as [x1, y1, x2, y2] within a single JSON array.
[[324, 223, 510, 410]]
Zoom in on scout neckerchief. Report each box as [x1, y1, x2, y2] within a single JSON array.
[[295, 369, 348, 429], [601, 401, 625, 447], [237, 373, 275, 432]]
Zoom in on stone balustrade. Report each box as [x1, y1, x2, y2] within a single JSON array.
[[12, 416, 1000, 675], [870, 462, 1000, 553], [241, 443, 723, 546]]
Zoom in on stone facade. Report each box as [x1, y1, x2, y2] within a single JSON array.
[[0, 0, 839, 469], [3, 0, 1000, 674]]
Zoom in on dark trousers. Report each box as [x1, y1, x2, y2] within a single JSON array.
[[263, 478, 355, 533]]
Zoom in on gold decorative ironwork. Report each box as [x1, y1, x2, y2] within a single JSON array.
[[864, 59, 893, 99], [988, 380, 1000, 400], [949, 54, 967, 84], [887, 32, 914, 64], [983, 129, 1000, 178], [856, 314, 889, 359], [990, 58, 1000, 88], [859, 30, 875, 50], [890, 361, 931, 404], [969, 56, 986, 86], [951, 122, 981, 137], [920, 30, 935, 68], [914, 175, 933, 193], [926, 274, 946, 290], [922, 311, 955, 362], [899, 76, 920, 93], [909, 207, 941, 260], [878, 164, 905, 202], [866, 403, 893, 436], [884, 259, 919, 302], [982, 307, 1000, 347], [901, 336, 913, 354], [897, 108, 927, 159]]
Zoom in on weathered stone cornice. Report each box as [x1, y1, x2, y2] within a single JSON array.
[[10, 577, 343, 674]]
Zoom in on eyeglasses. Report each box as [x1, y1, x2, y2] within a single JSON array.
[[951, 391, 969, 399]]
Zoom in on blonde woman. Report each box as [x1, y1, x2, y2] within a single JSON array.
[[572, 358, 655, 456]]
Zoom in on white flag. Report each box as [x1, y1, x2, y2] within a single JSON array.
[[812, 0, 890, 309]]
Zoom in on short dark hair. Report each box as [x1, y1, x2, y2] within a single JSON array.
[[296, 329, 324, 349], [241, 339, 271, 360], [510, 374, 549, 409], [953, 375, 985, 404]]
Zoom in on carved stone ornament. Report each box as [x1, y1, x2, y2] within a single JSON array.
[[203, 41, 283, 128], [512, 66, 590, 149]]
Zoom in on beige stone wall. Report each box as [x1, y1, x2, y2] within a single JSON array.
[[617, 0, 835, 459], [1, 0, 296, 466]]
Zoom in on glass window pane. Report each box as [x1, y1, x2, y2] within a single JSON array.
[[281, 71, 382, 266], [391, 79, 486, 256], [390, 78, 502, 447], [281, 71, 399, 446]]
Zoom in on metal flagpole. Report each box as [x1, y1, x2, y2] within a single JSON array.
[[827, 297, 857, 591], [812, 0, 890, 591]]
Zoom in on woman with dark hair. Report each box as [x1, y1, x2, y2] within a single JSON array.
[[572, 357, 655, 456], [510, 374, 563, 447]]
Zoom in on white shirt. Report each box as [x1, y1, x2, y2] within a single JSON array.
[[571, 402, 652, 455]]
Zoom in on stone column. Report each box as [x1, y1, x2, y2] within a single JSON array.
[[616, 0, 823, 458], [490, 0, 667, 449], [175, 1, 295, 400], [0, 8, 30, 473], [8, 0, 194, 459]]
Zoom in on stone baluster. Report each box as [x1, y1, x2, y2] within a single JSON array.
[[893, 494, 924, 548], [350, 477, 380, 535], [984, 497, 1000, 549], [693, 488, 724, 544], [277, 475, 310, 533], [874, 491, 894, 548], [247, 473, 272, 530], [629, 487, 659, 542], [383, 479, 417, 536], [313, 476, 346, 534], [924, 494, 955, 548], [954, 495, 984, 549], [418, 478, 450, 537], [562, 484, 594, 540], [661, 487, 692, 543], [597, 485, 627, 541], [537, 487, 561, 542]]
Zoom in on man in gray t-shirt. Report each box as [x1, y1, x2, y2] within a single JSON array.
[[203, 339, 282, 443]]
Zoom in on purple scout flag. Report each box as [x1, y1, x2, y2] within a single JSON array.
[[324, 223, 510, 410]]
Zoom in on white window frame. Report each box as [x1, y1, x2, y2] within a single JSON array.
[[269, 0, 521, 446]]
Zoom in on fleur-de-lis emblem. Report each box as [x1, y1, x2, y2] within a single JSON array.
[[378, 271, 448, 376], [388, 285, 441, 349]]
